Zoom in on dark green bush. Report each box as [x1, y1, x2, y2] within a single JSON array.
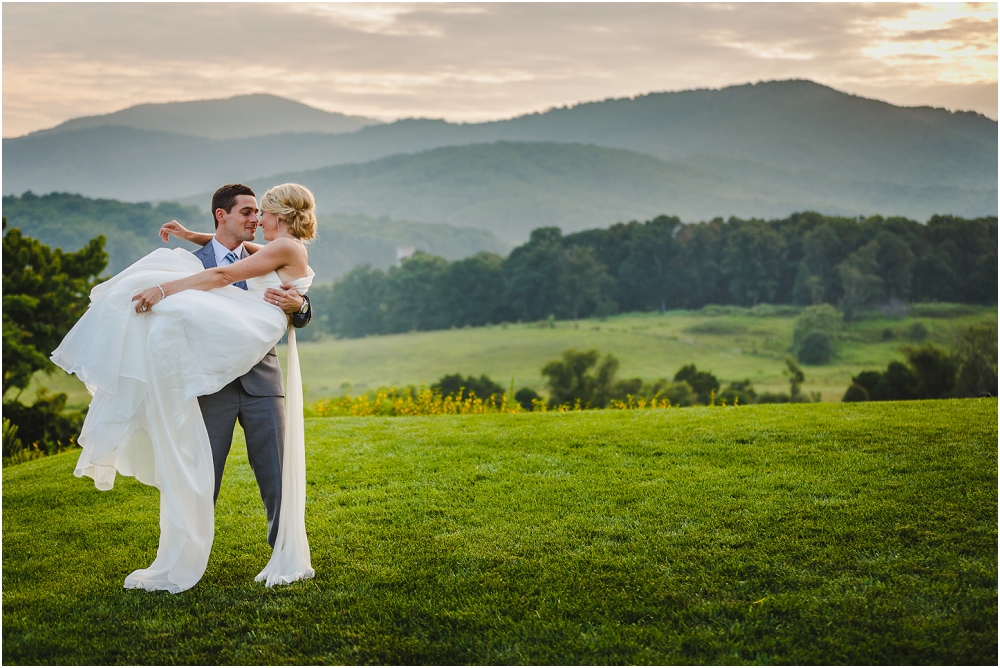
[[842, 384, 870, 402], [673, 364, 719, 405], [796, 331, 835, 364], [718, 380, 757, 405], [432, 374, 506, 406], [907, 321, 929, 341], [2, 391, 84, 457], [514, 388, 541, 411]]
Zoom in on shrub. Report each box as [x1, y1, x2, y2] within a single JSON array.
[[659, 381, 698, 407], [904, 344, 957, 399], [906, 321, 929, 341], [683, 322, 748, 336], [673, 364, 719, 405], [757, 392, 791, 404], [1, 390, 84, 458], [953, 323, 998, 397], [796, 331, 835, 365], [432, 374, 506, 406], [792, 305, 841, 364], [909, 303, 978, 319], [842, 384, 870, 402], [514, 388, 541, 411], [871, 362, 919, 401], [541, 349, 619, 409], [614, 378, 698, 407], [2, 418, 42, 467], [718, 380, 757, 405]]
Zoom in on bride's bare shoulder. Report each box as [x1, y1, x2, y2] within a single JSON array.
[[265, 237, 307, 254]]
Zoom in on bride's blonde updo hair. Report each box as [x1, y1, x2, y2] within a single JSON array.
[[260, 183, 317, 241]]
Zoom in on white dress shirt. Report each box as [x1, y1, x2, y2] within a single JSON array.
[[211, 237, 245, 266]]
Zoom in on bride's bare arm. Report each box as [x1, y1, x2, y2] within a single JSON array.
[[132, 239, 306, 312], [159, 220, 213, 245], [158, 220, 264, 253]]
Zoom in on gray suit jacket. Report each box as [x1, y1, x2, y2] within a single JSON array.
[[192, 242, 284, 397]]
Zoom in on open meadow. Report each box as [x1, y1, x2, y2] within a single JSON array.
[[3, 399, 996, 664], [19, 304, 997, 410]]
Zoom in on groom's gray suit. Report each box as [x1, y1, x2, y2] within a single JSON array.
[[192, 242, 311, 548]]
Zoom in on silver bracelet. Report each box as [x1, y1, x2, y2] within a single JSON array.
[[157, 285, 166, 300]]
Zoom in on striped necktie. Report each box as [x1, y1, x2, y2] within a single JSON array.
[[222, 250, 248, 290]]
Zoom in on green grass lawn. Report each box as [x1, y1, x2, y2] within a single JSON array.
[[15, 303, 995, 410], [3, 400, 996, 664]]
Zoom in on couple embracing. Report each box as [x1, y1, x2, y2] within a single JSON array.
[[52, 182, 318, 593]]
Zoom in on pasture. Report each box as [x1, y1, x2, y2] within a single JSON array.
[[23, 303, 997, 410], [3, 400, 996, 664]]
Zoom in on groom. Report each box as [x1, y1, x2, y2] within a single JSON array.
[[191, 183, 312, 548]]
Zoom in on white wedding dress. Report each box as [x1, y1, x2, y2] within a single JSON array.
[[51, 247, 315, 593]]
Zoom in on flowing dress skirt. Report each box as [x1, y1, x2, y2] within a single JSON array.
[[51, 248, 311, 593]]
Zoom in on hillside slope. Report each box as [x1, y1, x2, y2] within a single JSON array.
[[23, 93, 381, 140], [231, 142, 995, 240], [0, 192, 508, 280], [4, 80, 995, 208]]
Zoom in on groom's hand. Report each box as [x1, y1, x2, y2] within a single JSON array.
[[265, 284, 305, 315]]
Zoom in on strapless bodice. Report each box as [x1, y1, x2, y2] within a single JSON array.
[[247, 267, 315, 295]]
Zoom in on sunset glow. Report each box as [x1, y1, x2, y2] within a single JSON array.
[[2, 2, 996, 138]]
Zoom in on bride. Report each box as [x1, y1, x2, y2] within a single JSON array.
[[51, 183, 317, 593]]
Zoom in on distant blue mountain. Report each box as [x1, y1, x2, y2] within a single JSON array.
[[222, 141, 994, 241], [4, 80, 995, 233], [23, 93, 380, 140]]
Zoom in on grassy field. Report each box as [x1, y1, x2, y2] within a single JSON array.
[[14, 304, 997, 409], [3, 400, 996, 664]]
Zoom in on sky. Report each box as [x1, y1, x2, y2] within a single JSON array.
[[2, 2, 997, 137]]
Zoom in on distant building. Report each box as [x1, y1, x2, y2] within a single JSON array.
[[396, 246, 416, 265]]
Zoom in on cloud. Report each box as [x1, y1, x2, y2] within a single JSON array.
[[3, 2, 996, 137]]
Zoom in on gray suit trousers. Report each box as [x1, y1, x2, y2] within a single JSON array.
[[198, 378, 284, 548]]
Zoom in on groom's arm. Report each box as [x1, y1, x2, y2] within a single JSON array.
[[265, 285, 312, 329]]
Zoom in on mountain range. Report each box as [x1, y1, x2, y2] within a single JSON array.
[[26, 93, 381, 139], [215, 141, 991, 240], [4, 80, 996, 242]]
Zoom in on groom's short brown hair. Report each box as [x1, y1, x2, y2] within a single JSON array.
[[211, 184, 256, 228]]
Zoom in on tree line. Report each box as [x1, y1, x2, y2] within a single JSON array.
[[307, 212, 997, 339]]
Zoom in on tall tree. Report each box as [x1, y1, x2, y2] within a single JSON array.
[[791, 223, 840, 305], [723, 223, 787, 306], [3, 219, 107, 457], [616, 216, 684, 312], [502, 227, 566, 322], [558, 246, 613, 319], [2, 220, 107, 395], [329, 264, 388, 338], [836, 240, 884, 321], [429, 252, 506, 329], [874, 230, 916, 301], [381, 252, 449, 333]]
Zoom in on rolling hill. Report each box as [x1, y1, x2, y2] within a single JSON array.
[[22, 93, 381, 140], [0, 192, 508, 281], [221, 142, 995, 241], [4, 80, 996, 235]]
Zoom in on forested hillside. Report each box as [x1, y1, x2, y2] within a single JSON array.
[[0, 193, 508, 281], [0, 192, 202, 273], [5, 81, 995, 228], [236, 142, 995, 240], [30, 93, 380, 140], [313, 212, 998, 338]]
